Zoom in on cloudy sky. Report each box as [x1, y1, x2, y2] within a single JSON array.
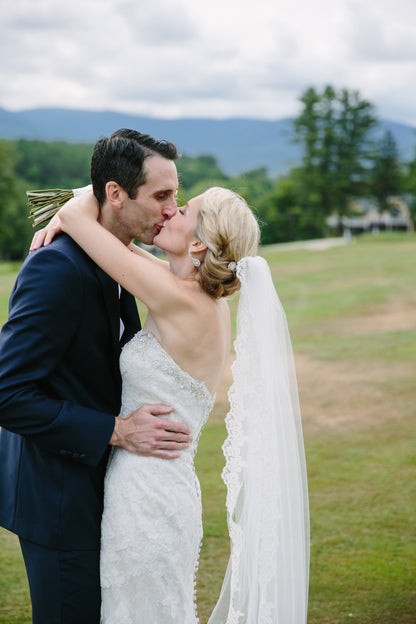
[[1, 0, 416, 126]]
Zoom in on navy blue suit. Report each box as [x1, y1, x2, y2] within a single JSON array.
[[0, 234, 140, 621]]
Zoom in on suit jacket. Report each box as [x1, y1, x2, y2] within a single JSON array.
[[0, 234, 141, 550]]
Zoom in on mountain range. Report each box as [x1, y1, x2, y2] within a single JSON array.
[[0, 107, 415, 176]]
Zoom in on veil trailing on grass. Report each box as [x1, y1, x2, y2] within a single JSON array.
[[208, 256, 309, 624]]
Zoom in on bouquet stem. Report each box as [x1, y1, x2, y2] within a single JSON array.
[[27, 185, 92, 226]]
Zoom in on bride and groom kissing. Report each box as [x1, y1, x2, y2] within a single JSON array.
[[0, 128, 309, 623]]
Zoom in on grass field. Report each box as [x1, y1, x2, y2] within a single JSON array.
[[0, 233, 415, 623]]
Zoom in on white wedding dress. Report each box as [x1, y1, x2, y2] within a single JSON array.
[[100, 330, 214, 624], [100, 258, 309, 624]]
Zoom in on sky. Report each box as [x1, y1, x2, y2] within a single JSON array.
[[1, 0, 416, 127]]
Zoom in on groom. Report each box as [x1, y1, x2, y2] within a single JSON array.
[[0, 129, 192, 623]]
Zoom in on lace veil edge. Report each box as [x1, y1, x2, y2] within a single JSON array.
[[208, 256, 309, 624]]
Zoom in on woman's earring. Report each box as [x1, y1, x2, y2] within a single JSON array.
[[188, 250, 201, 267]]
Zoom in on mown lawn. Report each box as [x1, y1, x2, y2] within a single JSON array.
[[1, 233, 415, 623]]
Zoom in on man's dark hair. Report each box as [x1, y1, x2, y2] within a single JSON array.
[[90, 129, 178, 206]]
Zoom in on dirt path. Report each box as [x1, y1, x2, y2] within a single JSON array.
[[211, 295, 416, 434], [211, 354, 415, 435]]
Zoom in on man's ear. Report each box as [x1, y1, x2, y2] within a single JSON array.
[[105, 181, 127, 209]]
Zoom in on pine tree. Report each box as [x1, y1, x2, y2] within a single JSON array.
[[293, 86, 378, 226]]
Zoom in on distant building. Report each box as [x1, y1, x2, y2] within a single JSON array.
[[327, 195, 414, 237]]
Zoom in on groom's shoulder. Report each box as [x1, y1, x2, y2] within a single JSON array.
[[13, 236, 97, 294], [23, 234, 93, 274], [40, 233, 85, 259]]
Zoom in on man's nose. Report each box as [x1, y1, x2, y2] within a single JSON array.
[[163, 198, 178, 219]]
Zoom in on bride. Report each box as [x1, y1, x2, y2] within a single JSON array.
[[33, 186, 309, 624]]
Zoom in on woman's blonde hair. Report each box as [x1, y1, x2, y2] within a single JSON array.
[[195, 187, 260, 298]]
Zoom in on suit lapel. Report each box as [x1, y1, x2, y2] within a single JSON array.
[[120, 288, 141, 347], [95, 267, 120, 355]]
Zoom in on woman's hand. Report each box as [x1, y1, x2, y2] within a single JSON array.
[[29, 192, 99, 252], [30, 212, 63, 251]]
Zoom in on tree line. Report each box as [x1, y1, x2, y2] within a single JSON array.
[[0, 85, 415, 260]]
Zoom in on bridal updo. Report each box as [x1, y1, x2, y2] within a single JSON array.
[[195, 187, 260, 299]]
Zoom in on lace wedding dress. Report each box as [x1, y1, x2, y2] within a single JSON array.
[[100, 330, 214, 624], [100, 258, 309, 624]]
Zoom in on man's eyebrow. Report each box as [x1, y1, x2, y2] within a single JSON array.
[[152, 188, 176, 195]]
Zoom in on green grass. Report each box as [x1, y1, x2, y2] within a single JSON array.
[[304, 419, 416, 624], [0, 531, 31, 623], [1, 233, 415, 623], [197, 418, 416, 624], [0, 262, 21, 323]]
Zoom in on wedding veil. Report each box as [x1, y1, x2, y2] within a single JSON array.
[[208, 256, 309, 624]]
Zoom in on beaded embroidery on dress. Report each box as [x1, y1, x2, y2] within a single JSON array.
[[100, 330, 214, 624]]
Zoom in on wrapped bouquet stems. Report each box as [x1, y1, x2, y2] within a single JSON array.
[[27, 185, 92, 226]]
